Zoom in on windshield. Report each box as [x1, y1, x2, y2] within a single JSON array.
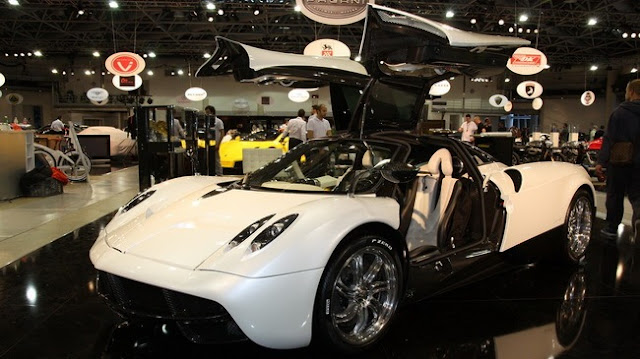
[[245, 140, 398, 193], [242, 130, 280, 141]]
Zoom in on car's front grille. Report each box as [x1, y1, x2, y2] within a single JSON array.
[[96, 270, 246, 344]]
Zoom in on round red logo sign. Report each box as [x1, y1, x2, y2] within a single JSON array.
[[105, 52, 146, 76]]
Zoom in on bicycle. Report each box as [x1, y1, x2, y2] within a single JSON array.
[[34, 121, 92, 181]]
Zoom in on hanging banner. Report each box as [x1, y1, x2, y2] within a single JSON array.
[[532, 97, 543, 110], [304, 39, 351, 58], [0, 73, 5, 87], [504, 101, 513, 112], [296, 0, 374, 26], [112, 74, 142, 91], [105, 52, 146, 77], [185, 87, 208, 101], [517, 80, 544, 99], [489, 94, 508, 107], [507, 47, 548, 76], [87, 88, 109, 102], [428, 80, 451, 96], [288, 89, 310, 103], [581, 91, 595, 106]]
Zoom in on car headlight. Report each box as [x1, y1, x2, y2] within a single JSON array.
[[120, 190, 156, 214], [250, 214, 298, 252], [228, 214, 274, 248]]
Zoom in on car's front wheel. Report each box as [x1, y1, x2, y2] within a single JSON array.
[[314, 234, 402, 353], [563, 189, 594, 262]]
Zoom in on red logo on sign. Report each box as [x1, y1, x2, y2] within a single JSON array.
[[510, 54, 542, 66], [112, 55, 139, 75]]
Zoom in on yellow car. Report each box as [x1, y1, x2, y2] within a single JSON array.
[[220, 130, 289, 171]]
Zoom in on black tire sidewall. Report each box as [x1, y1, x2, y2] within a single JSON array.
[[312, 233, 403, 353]]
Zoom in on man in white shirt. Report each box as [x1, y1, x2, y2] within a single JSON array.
[[306, 104, 331, 140], [283, 109, 307, 149], [458, 113, 477, 142], [50, 116, 65, 134], [205, 105, 225, 175]]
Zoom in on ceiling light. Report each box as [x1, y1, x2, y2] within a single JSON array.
[[587, 18, 597, 26], [33, 50, 42, 57], [8, 0, 19, 5], [27, 52, 32, 56], [92, 51, 100, 57], [217, 8, 224, 15], [148, 51, 156, 58], [143, 53, 147, 58], [590, 65, 598, 71], [4, 53, 8, 56], [518, 28, 523, 33], [498, 19, 505, 25], [78, 9, 85, 15], [519, 14, 528, 22], [147, 70, 154, 76], [449, 77, 455, 80], [51, 69, 58, 74], [71, 71, 75, 76], [253, 8, 260, 16], [632, 33, 638, 38], [101, 72, 105, 75], [84, 70, 91, 75], [526, 29, 531, 33], [544, 64, 551, 69], [623, 32, 629, 38], [534, 29, 539, 33], [508, 27, 514, 33], [354, 55, 362, 62], [170, 71, 175, 76], [631, 67, 638, 73], [20, 53, 25, 56], [14, 53, 18, 57], [505, 78, 511, 82], [62, 70, 66, 75], [445, 10, 454, 18], [294, 5, 301, 12], [203, 52, 211, 58], [177, 69, 184, 75], [208, 16, 213, 22], [205, 2, 215, 10], [470, 18, 476, 24], [108, 1, 118, 9]]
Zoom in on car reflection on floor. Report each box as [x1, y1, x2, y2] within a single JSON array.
[[0, 215, 638, 358]]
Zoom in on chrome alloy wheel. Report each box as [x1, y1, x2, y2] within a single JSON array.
[[329, 246, 399, 346], [567, 196, 593, 260]]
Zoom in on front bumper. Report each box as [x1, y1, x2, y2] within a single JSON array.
[[90, 233, 324, 349]]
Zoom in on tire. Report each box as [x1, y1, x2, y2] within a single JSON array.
[[58, 151, 91, 181], [35, 149, 56, 169], [512, 152, 520, 165], [562, 189, 594, 262], [552, 153, 566, 162], [313, 234, 402, 353]]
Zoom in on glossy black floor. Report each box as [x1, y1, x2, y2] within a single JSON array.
[[1, 215, 639, 359]]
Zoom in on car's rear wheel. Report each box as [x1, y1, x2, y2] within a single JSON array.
[[314, 234, 402, 353], [563, 189, 593, 262]]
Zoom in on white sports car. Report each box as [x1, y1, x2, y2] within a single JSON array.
[[90, 5, 595, 353]]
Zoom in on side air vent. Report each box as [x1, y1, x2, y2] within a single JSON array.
[[504, 169, 522, 193]]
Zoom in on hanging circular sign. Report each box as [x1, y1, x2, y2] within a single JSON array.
[[0, 90, 2, 98], [86, 87, 109, 102], [90, 97, 109, 106], [504, 101, 513, 112], [428, 80, 451, 96], [581, 91, 595, 106], [296, 0, 374, 26], [532, 97, 543, 110], [112, 75, 142, 91], [507, 47, 548, 76], [185, 87, 208, 101], [6, 93, 23, 105], [288, 89, 310, 103], [105, 52, 146, 77], [489, 94, 508, 107], [304, 39, 351, 58], [517, 80, 544, 99], [0, 73, 5, 87]]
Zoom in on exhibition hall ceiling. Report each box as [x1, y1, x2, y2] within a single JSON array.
[[0, 0, 639, 68]]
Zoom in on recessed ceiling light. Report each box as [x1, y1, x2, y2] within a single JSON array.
[[27, 52, 32, 56], [92, 51, 100, 57], [445, 10, 454, 18], [518, 28, 523, 33], [8, 0, 19, 5], [148, 52, 156, 58], [498, 19, 505, 25], [78, 9, 85, 15], [623, 32, 629, 38], [84, 70, 91, 75], [631, 68, 638, 73], [108, 1, 118, 9], [354, 55, 362, 62], [34, 50, 42, 57], [208, 16, 213, 22], [147, 70, 154, 76], [253, 9, 260, 16], [51, 69, 58, 74], [590, 65, 598, 71], [217, 8, 224, 15], [203, 52, 211, 58], [177, 69, 184, 75], [632, 33, 637, 38], [587, 18, 597, 26], [470, 19, 476, 24], [206, 2, 215, 10], [143, 53, 147, 58], [519, 14, 528, 22], [505, 78, 511, 82], [508, 27, 514, 33]]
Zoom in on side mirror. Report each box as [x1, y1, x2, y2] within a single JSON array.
[[380, 162, 418, 183]]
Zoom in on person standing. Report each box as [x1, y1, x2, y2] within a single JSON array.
[[595, 79, 640, 238], [50, 116, 65, 134], [204, 105, 225, 176], [458, 114, 477, 143], [307, 104, 331, 140], [283, 109, 307, 149]]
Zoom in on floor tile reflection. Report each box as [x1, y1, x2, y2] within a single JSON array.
[[0, 215, 639, 358]]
